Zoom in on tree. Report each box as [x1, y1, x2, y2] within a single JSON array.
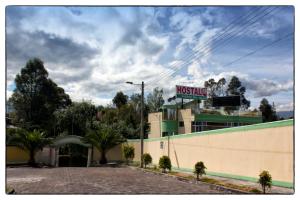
[[194, 161, 206, 180], [82, 124, 126, 164], [54, 101, 97, 136], [8, 129, 52, 166], [142, 153, 152, 168], [147, 87, 164, 112], [204, 78, 226, 107], [226, 76, 250, 109], [259, 98, 278, 122], [113, 92, 128, 109], [123, 145, 135, 164], [9, 58, 71, 134], [159, 155, 172, 173], [258, 170, 272, 194]]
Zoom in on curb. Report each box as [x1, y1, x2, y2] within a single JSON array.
[[129, 166, 249, 194]]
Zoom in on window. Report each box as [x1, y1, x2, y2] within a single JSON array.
[[191, 121, 204, 132], [179, 121, 184, 127], [162, 108, 177, 120], [162, 132, 169, 137]]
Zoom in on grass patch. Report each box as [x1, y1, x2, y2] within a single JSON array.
[[200, 177, 260, 193]]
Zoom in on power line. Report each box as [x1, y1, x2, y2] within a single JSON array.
[[145, 7, 269, 85], [222, 33, 293, 68], [146, 7, 281, 88], [147, 7, 279, 86]]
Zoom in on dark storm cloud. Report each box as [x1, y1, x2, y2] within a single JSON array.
[[6, 30, 100, 82], [242, 79, 293, 97]]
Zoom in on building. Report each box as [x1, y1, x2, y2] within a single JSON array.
[[148, 100, 262, 139]]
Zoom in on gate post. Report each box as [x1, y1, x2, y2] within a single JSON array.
[[87, 147, 92, 167], [55, 148, 59, 167]]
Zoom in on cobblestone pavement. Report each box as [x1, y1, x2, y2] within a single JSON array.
[[6, 166, 230, 194]]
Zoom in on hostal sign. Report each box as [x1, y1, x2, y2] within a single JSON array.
[[176, 85, 207, 100]]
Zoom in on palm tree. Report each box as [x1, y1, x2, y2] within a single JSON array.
[[8, 129, 52, 166], [83, 124, 126, 164]]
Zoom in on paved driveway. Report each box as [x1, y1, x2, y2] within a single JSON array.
[[6, 166, 231, 194]]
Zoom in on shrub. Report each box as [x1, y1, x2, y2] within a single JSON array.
[[142, 153, 152, 168], [159, 155, 171, 173], [123, 145, 135, 164], [194, 161, 206, 180], [258, 170, 272, 194]]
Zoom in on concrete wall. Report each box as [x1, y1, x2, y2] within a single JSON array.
[[128, 120, 294, 188], [6, 146, 52, 165], [178, 109, 193, 134], [148, 112, 162, 138]]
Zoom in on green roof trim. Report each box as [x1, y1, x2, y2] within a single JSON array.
[[195, 113, 262, 123], [171, 166, 294, 188], [129, 119, 293, 142]]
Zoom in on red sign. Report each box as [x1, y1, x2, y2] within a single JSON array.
[[176, 85, 207, 100]]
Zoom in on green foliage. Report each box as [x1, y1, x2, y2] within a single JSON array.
[[142, 153, 152, 168], [259, 98, 278, 122], [82, 124, 126, 164], [54, 101, 97, 136], [113, 91, 128, 109], [159, 155, 171, 173], [123, 145, 135, 164], [147, 87, 164, 112], [194, 161, 207, 180], [226, 76, 250, 109], [8, 129, 52, 166], [9, 58, 71, 135], [258, 170, 272, 194]]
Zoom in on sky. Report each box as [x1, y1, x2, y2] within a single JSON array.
[[5, 6, 294, 111]]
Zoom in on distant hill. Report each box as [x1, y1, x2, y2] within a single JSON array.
[[277, 111, 294, 119]]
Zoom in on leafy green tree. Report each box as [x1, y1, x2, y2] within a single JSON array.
[[123, 145, 135, 164], [226, 76, 250, 109], [259, 98, 278, 122], [9, 58, 71, 134], [113, 91, 128, 109], [194, 161, 206, 180], [147, 87, 164, 112], [54, 101, 97, 136], [83, 124, 126, 164], [159, 155, 172, 173], [204, 78, 226, 107], [258, 170, 272, 194], [142, 153, 152, 168], [8, 129, 52, 166]]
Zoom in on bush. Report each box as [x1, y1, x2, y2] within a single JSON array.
[[258, 170, 272, 194], [194, 161, 206, 180], [159, 155, 171, 173], [142, 153, 152, 168], [123, 145, 135, 164]]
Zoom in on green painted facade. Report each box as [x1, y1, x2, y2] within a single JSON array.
[[161, 120, 178, 135], [194, 113, 262, 123]]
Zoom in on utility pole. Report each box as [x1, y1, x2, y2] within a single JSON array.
[[140, 81, 144, 168], [126, 81, 144, 168]]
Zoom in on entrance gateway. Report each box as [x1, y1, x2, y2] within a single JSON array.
[[50, 135, 92, 167]]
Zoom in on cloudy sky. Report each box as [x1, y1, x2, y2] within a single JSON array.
[[6, 6, 294, 111]]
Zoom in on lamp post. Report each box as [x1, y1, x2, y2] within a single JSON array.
[[126, 81, 144, 168]]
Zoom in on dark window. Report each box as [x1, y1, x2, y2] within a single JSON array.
[[179, 121, 184, 127], [162, 132, 169, 137], [160, 141, 164, 149]]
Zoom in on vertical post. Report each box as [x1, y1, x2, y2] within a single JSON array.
[[87, 147, 92, 167], [55, 148, 59, 167], [140, 81, 144, 168]]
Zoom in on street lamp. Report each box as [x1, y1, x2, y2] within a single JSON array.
[[126, 81, 144, 168]]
